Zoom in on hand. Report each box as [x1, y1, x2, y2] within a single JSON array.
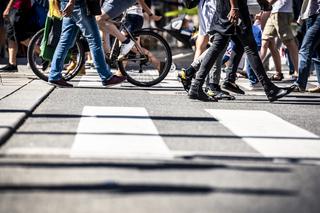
[[150, 14, 162, 21], [3, 8, 10, 19], [228, 8, 239, 25], [62, 1, 74, 17]]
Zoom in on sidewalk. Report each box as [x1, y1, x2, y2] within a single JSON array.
[[0, 62, 54, 145]]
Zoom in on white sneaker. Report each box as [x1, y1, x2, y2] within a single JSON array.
[[119, 39, 135, 57]]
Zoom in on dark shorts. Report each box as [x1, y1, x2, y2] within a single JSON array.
[[4, 9, 33, 42], [123, 14, 144, 32]]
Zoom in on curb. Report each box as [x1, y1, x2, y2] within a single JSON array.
[[0, 80, 55, 146]]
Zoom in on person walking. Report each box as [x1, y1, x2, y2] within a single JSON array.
[[188, 0, 294, 102], [293, 0, 320, 92], [48, 0, 126, 87], [0, 0, 32, 72], [260, 0, 299, 81]]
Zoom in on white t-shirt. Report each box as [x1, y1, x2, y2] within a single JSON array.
[[272, 0, 293, 13]]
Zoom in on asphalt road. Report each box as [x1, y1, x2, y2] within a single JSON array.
[[0, 53, 320, 212]]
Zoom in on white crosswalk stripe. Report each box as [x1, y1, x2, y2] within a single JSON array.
[[70, 106, 173, 159], [206, 109, 320, 158]]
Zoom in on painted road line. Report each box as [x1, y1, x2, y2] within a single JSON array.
[[148, 91, 186, 95], [237, 81, 264, 91], [71, 106, 172, 159], [77, 70, 102, 87], [206, 109, 320, 158], [172, 52, 193, 60]]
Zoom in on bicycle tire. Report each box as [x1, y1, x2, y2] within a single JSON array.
[[117, 30, 172, 87], [27, 29, 85, 82]]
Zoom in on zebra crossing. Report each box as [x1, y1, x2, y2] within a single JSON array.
[[70, 106, 319, 159], [3, 69, 319, 160]]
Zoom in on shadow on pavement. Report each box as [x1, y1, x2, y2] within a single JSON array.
[[0, 182, 298, 196], [0, 160, 292, 173], [14, 130, 320, 141], [29, 114, 218, 122]]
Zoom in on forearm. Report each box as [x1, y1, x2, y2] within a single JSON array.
[[229, 0, 239, 9], [5, 0, 16, 11]]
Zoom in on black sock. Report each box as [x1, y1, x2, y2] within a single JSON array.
[[185, 66, 196, 77]]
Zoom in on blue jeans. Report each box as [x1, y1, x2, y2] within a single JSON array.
[[49, 0, 112, 81], [295, 14, 320, 89], [313, 57, 320, 86], [246, 46, 261, 85]]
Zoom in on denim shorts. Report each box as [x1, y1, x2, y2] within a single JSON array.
[[102, 0, 136, 19]]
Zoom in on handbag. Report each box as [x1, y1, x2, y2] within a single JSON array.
[[40, 16, 62, 61]]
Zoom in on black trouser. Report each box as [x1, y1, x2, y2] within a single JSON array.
[[194, 2, 274, 91]]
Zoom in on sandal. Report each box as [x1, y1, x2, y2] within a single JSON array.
[[270, 73, 284, 81]]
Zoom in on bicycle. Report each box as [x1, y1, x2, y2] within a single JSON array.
[[27, 28, 85, 82], [27, 17, 172, 87]]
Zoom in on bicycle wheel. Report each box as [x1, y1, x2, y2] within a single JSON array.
[[117, 30, 172, 87], [27, 29, 85, 82]]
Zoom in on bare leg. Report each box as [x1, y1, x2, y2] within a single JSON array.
[[96, 14, 111, 54], [284, 39, 299, 76], [194, 34, 209, 60], [268, 38, 282, 75], [8, 40, 18, 65], [260, 39, 270, 62], [261, 38, 282, 76]]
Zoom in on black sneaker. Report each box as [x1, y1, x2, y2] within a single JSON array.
[[189, 83, 218, 102], [102, 75, 127, 87], [0, 64, 18, 72], [48, 79, 73, 88], [222, 80, 245, 94], [206, 85, 235, 100], [266, 85, 295, 102]]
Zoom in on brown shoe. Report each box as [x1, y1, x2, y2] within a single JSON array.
[[307, 86, 320, 93], [48, 79, 73, 88], [102, 75, 126, 87]]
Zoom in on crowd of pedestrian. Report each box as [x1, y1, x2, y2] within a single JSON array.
[[0, 0, 319, 102]]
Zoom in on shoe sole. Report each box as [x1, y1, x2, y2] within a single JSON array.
[[188, 95, 218, 102], [222, 85, 245, 95], [268, 87, 294, 102], [102, 80, 126, 87], [48, 82, 73, 88]]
